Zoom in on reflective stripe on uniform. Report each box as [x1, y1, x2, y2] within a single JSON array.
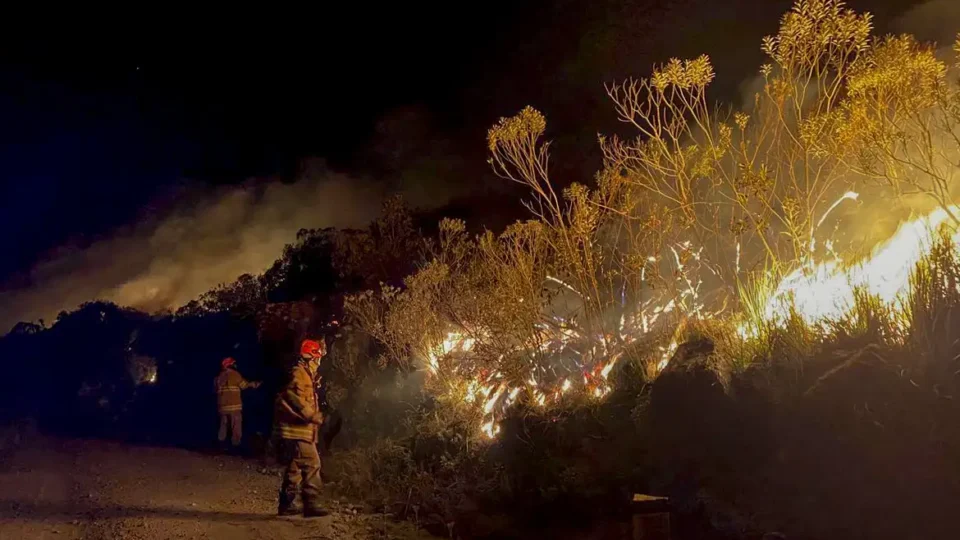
[[216, 368, 249, 413], [274, 364, 320, 442], [278, 424, 316, 441]]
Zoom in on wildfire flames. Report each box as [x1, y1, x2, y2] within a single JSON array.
[[422, 195, 960, 439], [756, 202, 960, 329], [424, 241, 707, 438]]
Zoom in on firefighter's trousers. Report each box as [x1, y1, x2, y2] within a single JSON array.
[[218, 411, 242, 446], [278, 439, 323, 510]]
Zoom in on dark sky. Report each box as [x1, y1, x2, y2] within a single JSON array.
[[0, 0, 946, 329], [0, 3, 534, 281]]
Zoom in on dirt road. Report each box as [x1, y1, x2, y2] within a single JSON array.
[[0, 436, 436, 540]]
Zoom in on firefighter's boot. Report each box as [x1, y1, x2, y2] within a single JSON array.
[[277, 489, 301, 517], [303, 502, 330, 518]]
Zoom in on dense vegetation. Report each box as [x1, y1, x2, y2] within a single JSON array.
[[5, 1, 960, 538]]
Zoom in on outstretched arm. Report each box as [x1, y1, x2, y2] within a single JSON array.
[[237, 375, 261, 390]]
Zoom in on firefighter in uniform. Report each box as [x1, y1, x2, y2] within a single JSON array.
[[275, 339, 328, 517], [214, 357, 261, 448]]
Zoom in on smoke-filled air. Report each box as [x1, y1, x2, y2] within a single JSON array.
[[0, 163, 458, 332], [8, 2, 960, 539]]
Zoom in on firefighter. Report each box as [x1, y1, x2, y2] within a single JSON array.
[[275, 338, 328, 517], [214, 357, 261, 449]]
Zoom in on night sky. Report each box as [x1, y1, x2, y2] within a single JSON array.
[[0, 3, 525, 281], [0, 0, 947, 330]]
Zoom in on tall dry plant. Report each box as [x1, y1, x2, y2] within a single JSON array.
[[346, 0, 960, 436], [487, 107, 695, 374], [829, 34, 960, 223], [602, 0, 873, 283]]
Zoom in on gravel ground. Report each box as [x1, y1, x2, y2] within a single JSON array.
[[0, 435, 438, 540]]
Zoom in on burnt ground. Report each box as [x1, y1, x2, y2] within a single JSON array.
[[0, 435, 438, 540]]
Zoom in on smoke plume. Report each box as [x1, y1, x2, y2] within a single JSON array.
[[0, 162, 455, 332], [892, 0, 960, 54]]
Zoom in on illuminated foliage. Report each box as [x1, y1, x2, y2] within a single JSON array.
[[347, 0, 960, 443]]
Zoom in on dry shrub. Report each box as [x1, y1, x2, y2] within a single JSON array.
[[328, 401, 504, 532], [333, 1, 960, 537]]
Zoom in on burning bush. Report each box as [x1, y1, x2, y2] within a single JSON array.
[[347, 0, 960, 440], [335, 1, 960, 538]]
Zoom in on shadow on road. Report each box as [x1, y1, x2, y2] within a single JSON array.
[[0, 500, 279, 523]]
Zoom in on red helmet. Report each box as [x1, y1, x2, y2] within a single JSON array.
[[300, 339, 325, 359], [221, 357, 236, 369]]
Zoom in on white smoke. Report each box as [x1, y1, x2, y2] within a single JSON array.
[[892, 0, 960, 55], [0, 162, 454, 332]]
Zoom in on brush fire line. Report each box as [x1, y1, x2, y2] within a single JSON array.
[[423, 199, 960, 439]]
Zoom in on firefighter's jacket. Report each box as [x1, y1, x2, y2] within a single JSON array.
[[274, 363, 323, 442], [214, 368, 254, 413]]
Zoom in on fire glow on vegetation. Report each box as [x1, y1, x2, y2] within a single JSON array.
[[372, 0, 960, 441], [424, 242, 707, 439], [424, 200, 960, 440], [750, 202, 960, 333]]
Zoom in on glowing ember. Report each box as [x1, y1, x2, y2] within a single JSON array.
[[464, 380, 479, 403], [592, 386, 611, 398], [427, 332, 476, 374], [600, 353, 621, 380], [421, 239, 707, 439], [483, 385, 506, 414], [657, 339, 679, 373], [481, 419, 501, 438]]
